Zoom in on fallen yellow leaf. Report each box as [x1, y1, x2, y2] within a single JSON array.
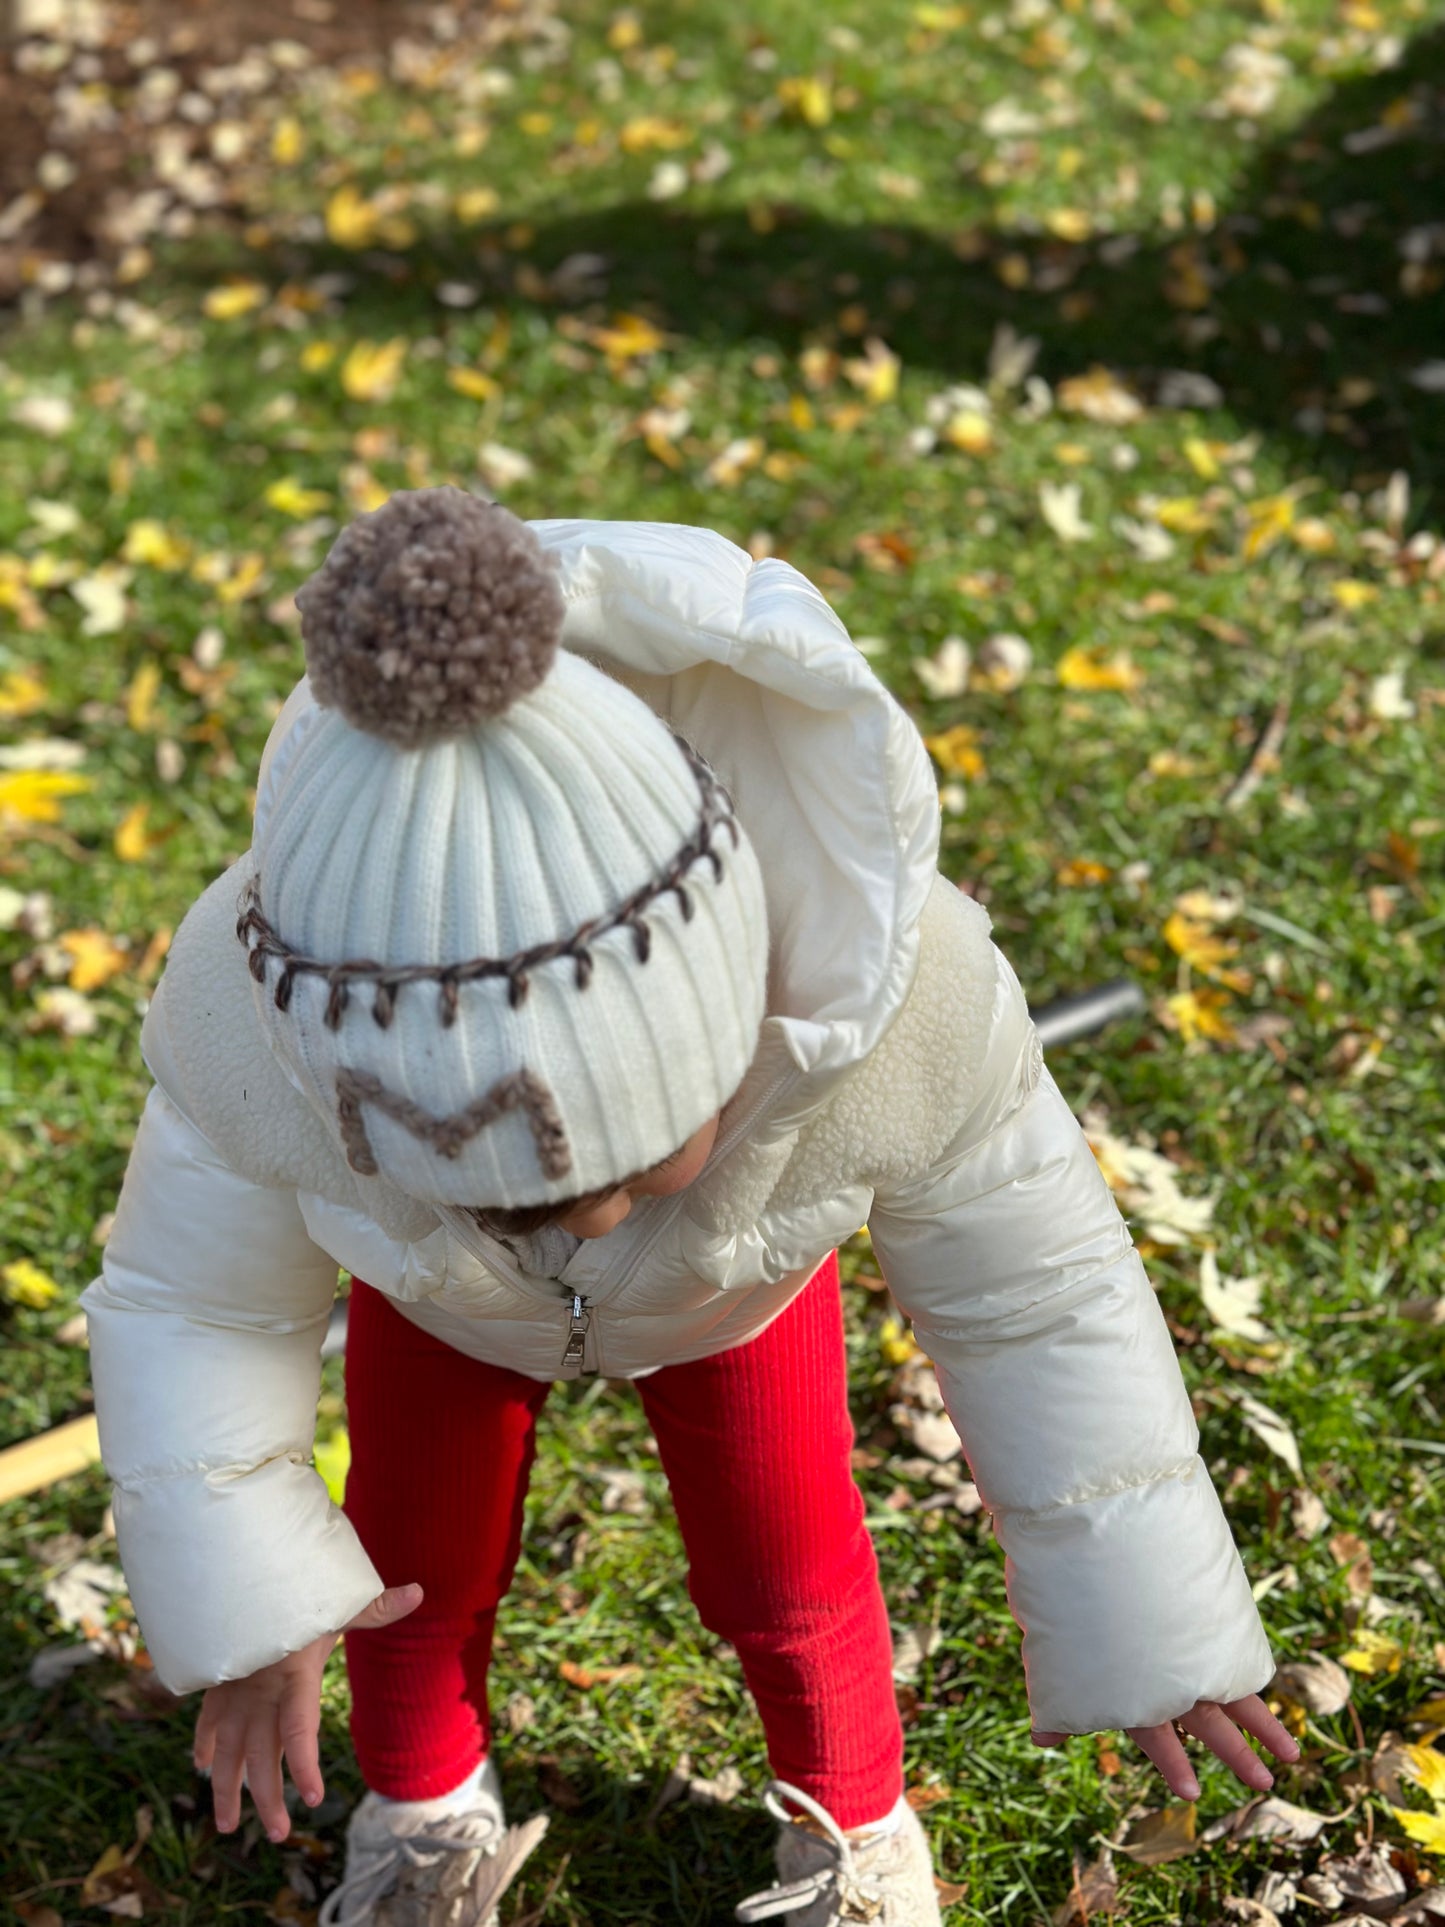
[[216, 553, 268, 604], [1155, 496, 1216, 535], [1148, 750, 1201, 777], [1243, 493, 1297, 560], [1340, 1629, 1404, 1676], [619, 115, 692, 153], [203, 280, 268, 321], [0, 667, 47, 718], [923, 725, 986, 781], [343, 466, 392, 515], [114, 802, 157, 862], [1166, 988, 1237, 1046], [1331, 579, 1379, 610], [1045, 207, 1093, 243], [326, 184, 380, 249], [265, 477, 333, 518], [1290, 516, 1336, 555], [137, 926, 172, 981], [1056, 366, 1144, 425], [300, 341, 338, 373], [2, 1258, 61, 1308], [843, 339, 901, 405], [1056, 859, 1112, 887], [704, 436, 764, 488], [763, 451, 806, 482], [879, 1315, 918, 1365], [341, 338, 408, 405], [447, 368, 501, 402], [1393, 1809, 1445, 1856], [0, 770, 91, 827], [455, 185, 500, 225], [1405, 1743, 1445, 1804], [0, 556, 45, 629], [125, 660, 162, 732], [944, 410, 993, 455], [1057, 645, 1144, 693], [121, 519, 190, 570], [272, 116, 305, 165], [1182, 437, 1222, 481], [776, 75, 833, 127], [1163, 912, 1247, 987], [586, 312, 668, 364], [61, 928, 130, 992]]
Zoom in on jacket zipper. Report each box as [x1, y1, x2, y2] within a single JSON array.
[[561, 1291, 592, 1373]]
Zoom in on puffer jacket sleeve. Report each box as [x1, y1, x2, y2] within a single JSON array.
[[81, 1086, 384, 1694], [865, 947, 1274, 1736]]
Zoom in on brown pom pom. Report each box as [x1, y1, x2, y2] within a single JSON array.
[[295, 488, 564, 747]]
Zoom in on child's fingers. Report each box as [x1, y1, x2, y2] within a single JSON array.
[[193, 1701, 217, 1773], [342, 1582, 424, 1634], [208, 1719, 249, 1833], [245, 1720, 291, 1844], [1221, 1695, 1301, 1766], [279, 1688, 325, 1811], [1180, 1702, 1274, 1791], [1127, 1721, 1201, 1801]]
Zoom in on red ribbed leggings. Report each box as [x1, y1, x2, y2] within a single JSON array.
[[342, 1255, 903, 1827]]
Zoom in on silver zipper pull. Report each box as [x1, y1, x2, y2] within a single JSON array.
[[561, 1293, 590, 1370]]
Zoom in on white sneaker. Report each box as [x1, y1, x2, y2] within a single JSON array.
[[317, 1758, 549, 1927], [735, 1782, 944, 1926]]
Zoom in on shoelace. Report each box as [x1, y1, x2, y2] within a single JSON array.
[[317, 1809, 505, 1927], [735, 1782, 885, 1924]]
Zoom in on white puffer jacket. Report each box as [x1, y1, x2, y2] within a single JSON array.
[[82, 521, 1274, 1729]]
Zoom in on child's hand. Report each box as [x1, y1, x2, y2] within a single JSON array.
[[193, 1583, 422, 1843], [1033, 1694, 1301, 1801]]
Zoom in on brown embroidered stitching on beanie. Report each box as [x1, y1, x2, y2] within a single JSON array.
[[235, 733, 741, 1029], [335, 1066, 571, 1181]]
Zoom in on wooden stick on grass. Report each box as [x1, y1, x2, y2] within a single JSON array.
[[0, 1415, 102, 1506]]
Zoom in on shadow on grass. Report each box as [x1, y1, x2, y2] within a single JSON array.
[[206, 22, 1445, 510]]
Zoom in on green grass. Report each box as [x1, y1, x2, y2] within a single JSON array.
[[2, 0, 1444, 1920]]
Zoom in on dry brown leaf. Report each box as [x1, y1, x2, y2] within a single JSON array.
[[557, 1660, 643, 1689], [1272, 1655, 1352, 1716], [1291, 1488, 1330, 1539], [1221, 1900, 1281, 1927], [1052, 1848, 1119, 1924], [1328, 1531, 1374, 1598], [1115, 1803, 1198, 1864], [536, 1757, 586, 1811], [1314, 1847, 1406, 1908], [1203, 1794, 1332, 1846], [905, 1783, 949, 1811]]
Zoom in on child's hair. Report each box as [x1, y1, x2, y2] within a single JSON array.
[[468, 1186, 618, 1241], [468, 1138, 695, 1238]]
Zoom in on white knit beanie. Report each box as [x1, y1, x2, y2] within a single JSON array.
[[242, 488, 769, 1208]]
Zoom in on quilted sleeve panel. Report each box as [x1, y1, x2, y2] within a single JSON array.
[[81, 1087, 383, 1692], [867, 952, 1274, 1735]]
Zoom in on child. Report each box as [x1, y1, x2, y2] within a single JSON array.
[[83, 493, 1297, 1926]]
